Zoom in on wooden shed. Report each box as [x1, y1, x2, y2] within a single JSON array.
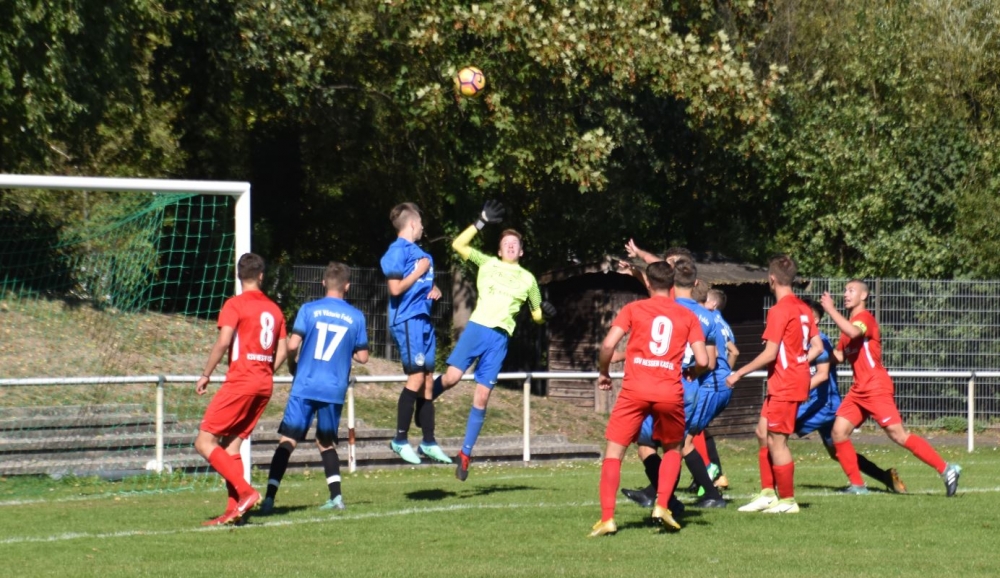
[[537, 256, 776, 438]]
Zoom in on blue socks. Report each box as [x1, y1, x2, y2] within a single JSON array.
[[462, 406, 487, 456]]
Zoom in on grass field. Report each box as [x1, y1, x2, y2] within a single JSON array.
[[1, 438, 995, 577]]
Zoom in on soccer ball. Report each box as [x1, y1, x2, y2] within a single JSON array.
[[455, 66, 486, 97]]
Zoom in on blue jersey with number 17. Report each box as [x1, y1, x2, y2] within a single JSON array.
[[290, 297, 369, 404]]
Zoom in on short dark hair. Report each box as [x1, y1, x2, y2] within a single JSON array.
[[664, 246, 693, 264], [768, 254, 797, 287], [646, 261, 674, 291], [389, 202, 421, 232], [802, 297, 823, 321], [237, 253, 265, 281], [323, 262, 351, 292], [707, 288, 727, 311], [691, 281, 710, 304], [673, 257, 697, 289]]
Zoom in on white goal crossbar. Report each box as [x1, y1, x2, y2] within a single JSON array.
[[0, 173, 254, 479]]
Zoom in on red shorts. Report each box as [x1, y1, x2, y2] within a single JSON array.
[[837, 389, 902, 428], [200, 387, 270, 439], [761, 397, 800, 435], [605, 389, 685, 447]]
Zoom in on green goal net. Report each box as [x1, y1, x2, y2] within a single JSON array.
[[0, 176, 247, 495]]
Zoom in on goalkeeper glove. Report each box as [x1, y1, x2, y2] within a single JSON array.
[[541, 301, 557, 319], [474, 199, 505, 230]]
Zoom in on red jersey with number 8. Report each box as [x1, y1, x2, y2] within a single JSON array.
[[761, 294, 817, 401], [612, 294, 705, 396], [218, 290, 287, 396]]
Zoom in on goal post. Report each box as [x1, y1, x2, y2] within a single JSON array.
[[0, 174, 256, 490]]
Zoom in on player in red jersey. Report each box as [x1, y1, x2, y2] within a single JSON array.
[[590, 261, 709, 537], [821, 280, 961, 496], [193, 253, 288, 525], [727, 254, 822, 514]]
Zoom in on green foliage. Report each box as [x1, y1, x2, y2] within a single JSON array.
[[750, 0, 1000, 277], [4, 0, 1000, 279]]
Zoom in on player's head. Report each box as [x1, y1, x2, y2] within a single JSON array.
[[237, 253, 265, 283], [673, 257, 697, 289], [706, 288, 727, 312], [767, 254, 797, 290], [691, 280, 710, 304], [645, 260, 674, 292], [664, 246, 693, 266], [390, 202, 424, 240], [322, 261, 351, 294], [843, 278, 869, 310], [498, 229, 524, 263], [802, 297, 823, 324]]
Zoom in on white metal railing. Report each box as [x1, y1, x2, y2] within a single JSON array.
[[1, 370, 997, 478]]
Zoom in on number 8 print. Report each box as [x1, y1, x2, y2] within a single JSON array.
[[260, 312, 275, 349]]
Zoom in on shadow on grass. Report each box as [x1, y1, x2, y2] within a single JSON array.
[[799, 482, 894, 494], [404, 484, 540, 502]]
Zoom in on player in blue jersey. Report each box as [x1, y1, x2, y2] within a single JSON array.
[[260, 262, 369, 513], [695, 287, 739, 491], [795, 298, 906, 494], [625, 258, 727, 509], [380, 202, 451, 465]]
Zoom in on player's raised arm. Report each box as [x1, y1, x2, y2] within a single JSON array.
[[625, 238, 661, 265], [821, 291, 862, 340], [453, 200, 505, 260]]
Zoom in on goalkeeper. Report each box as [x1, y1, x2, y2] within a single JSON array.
[[431, 200, 555, 481]]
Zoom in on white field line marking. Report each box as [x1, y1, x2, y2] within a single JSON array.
[[0, 500, 596, 545], [0, 470, 594, 508], [3, 486, 1000, 546]]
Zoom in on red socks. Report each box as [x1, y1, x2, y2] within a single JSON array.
[[834, 440, 865, 486], [692, 433, 710, 466], [225, 453, 244, 511], [904, 435, 947, 473], [773, 462, 795, 499], [758, 446, 775, 490], [599, 458, 621, 522], [208, 447, 252, 497], [656, 450, 682, 508]]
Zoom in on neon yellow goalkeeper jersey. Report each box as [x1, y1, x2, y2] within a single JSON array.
[[466, 248, 542, 335]]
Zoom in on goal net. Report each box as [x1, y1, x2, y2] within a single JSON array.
[[0, 175, 251, 493]]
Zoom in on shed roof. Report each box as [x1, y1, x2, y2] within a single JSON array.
[[537, 255, 772, 286]]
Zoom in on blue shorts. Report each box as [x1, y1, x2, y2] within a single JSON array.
[[686, 386, 733, 435], [796, 403, 837, 446], [638, 381, 712, 446], [445, 321, 508, 388], [277, 395, 343, 444], [390, 315, 436, 374]]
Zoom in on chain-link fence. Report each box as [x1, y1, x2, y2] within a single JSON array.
[[770, 278, 1000, 426], [293, 265, 453, 362]]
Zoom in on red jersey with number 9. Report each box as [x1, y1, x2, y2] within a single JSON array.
[[218, 290, 287, 396], [612, 294, 705, 396], [761, 294, 817, 401]]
